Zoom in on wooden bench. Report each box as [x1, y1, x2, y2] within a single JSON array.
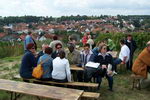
[[13, 75, 99, 90], [131, 74, 144, 90], [0, 79, 84, 100], [82, 92, 100, 100], [71, 65, 84, 71]]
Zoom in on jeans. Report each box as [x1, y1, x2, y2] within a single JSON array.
[[96, 74, 113, 90], [113, 58, 122, 72]]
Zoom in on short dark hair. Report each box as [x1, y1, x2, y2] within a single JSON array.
[[55, 43, 62, 48], [28, 31, 32, 35], [120, 39, 125, 44], [45, 47, 53, 55], [53, 35, 58, 40], [84, 43, 90, 48], [58, 50, 66, 59]]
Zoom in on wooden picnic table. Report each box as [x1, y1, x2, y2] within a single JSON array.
[[108, 51, 118, 58], [0, 79, 84, 100], [70, 65, 84, 71]]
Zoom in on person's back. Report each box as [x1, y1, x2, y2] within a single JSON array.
[[38, 47, 53, 80], [52, 51, 71, 82], [119, 44, 130, 63]]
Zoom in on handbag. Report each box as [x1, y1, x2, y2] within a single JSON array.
[[32, 57, 50, 79]]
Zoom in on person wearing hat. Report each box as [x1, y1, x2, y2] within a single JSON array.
[[125, 34, 137, 70], [20, 43, 37, 79], [132, 41, 150, 79]]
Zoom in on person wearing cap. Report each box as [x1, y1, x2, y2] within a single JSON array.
[[20, 43, 37, 79], [125, 34, 137, 70], [132, 41, 150, 79]]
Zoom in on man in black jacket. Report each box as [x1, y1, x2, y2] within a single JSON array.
[[125, 34, 137, 70]]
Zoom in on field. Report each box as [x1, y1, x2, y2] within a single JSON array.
[[0, 51, 150, 100]]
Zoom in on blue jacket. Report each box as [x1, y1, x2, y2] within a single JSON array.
[[20, 51, 37, 79], [38, 54, 53, 79]]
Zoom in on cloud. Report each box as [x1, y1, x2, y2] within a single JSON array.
[[0, 0, 150, 16]]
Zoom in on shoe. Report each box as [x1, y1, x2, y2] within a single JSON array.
[[108, 88, 113, 92]]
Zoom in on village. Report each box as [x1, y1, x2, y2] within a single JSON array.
[[0, 15, 149, 42]]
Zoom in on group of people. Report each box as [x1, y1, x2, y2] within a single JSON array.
[[20, 32, 150, 91]]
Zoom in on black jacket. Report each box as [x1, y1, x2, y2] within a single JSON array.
[[125, 39, 137, 55], [93, 53, 114, 71]]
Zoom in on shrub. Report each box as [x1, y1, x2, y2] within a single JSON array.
[[95, 32, 150, 50], [0, 41, 24, 58]]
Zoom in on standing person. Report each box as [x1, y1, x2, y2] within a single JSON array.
[[82, 33, 88, 46], [49, 35, 63, 51], [20, 43, 37, 79], [113, 39, 130, 72], [37, 47, 53, 81], [52, 50, 71, 82], [125, 34, 137, 70], [87, 35, 94, 49], [24, 32, 37, 52]]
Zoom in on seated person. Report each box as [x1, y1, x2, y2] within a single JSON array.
[[77, 43, 94, 82], [66, 43, 80, 65], [84, 44, 114, 91], [20, 43, 37, 79], [132, 41, 150, 79], [37, 44, 49, 61], [49, 35, 63, 51], [113, 39, 130, 72], [51, 43, 63, 59], [37, 47, 53, 81], [66, 43, 81, 81], [52, 50, 71, 82], [92, 41, 105, 56]]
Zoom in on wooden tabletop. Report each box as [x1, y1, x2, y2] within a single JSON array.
[[108, 51, 118, 58], [0, 79, 84, 100], [70, 65, 84, 71]]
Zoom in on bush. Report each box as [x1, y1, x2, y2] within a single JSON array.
[[0, 41, 24, 58], [95, 32, 150, 50]]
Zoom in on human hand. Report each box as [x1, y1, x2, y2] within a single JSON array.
[[102, 65, 107, 69]]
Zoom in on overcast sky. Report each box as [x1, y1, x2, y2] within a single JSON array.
[[0, 0, 150, 17]]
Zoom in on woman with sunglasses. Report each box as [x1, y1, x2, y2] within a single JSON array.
[[20, 43, 37, 79], [93, 44, 114, 91]]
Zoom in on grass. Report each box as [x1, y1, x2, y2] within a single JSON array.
[[0, 52, 150, 100]]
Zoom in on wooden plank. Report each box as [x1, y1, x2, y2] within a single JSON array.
[[0, 79, 83, 100], [14, 75, 98, 88], [108, 51, 118, 58], [70, 65, 84, 71], [82, 92, 100, 99]]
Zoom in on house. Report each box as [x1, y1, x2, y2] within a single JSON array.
[[39, 36, 47, 41]]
